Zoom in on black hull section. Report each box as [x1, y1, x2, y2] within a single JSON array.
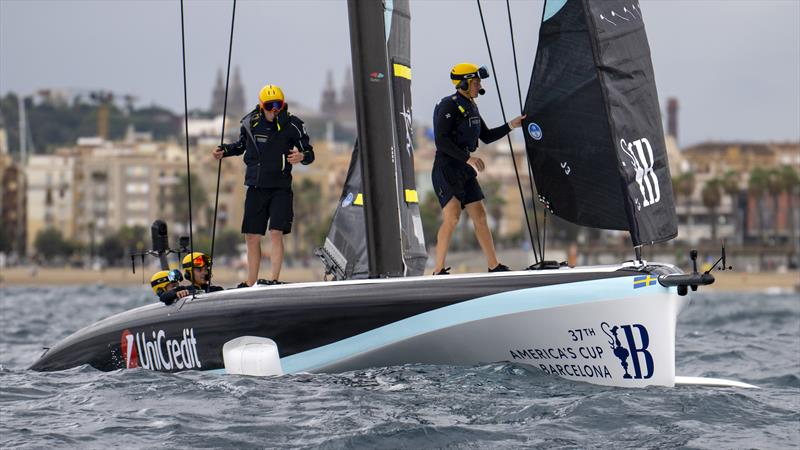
[[30, 268, 640, 372]]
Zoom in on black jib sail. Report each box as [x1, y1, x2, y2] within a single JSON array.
[[317, 0, 426, 279], [522, 0, 677, 246]]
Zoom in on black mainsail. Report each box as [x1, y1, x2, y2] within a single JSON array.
[[318, 0, 426, 279], [522, 0, 677, 246]]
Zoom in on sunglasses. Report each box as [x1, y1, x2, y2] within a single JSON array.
[[262, 100, 284, 111], [191, 255, 210, 268]]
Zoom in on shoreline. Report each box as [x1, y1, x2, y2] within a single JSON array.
[[1, 266, 797, 293]]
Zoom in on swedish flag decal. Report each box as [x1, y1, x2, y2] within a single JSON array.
[[633, 275, 657, 289]]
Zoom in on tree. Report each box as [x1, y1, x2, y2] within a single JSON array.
[[98, 234, 124, 266], [0, 227, 10, 253], [419, 191, 441, 250], [767, 168, 784, 240], [672, 172, 695, 242], [748, 167, 770, 243], [0, 93, 181, 153], [293, 178, 322, 257], [34, 228, 72, 262], [482, 178, 506, 237], [117, 225, 148, 254], [211, 229, 241, 258], [777, 165, 800, 256], [701, 178, 722, 243], [719, 170, 742, 244], [171, 174, 208, 233]]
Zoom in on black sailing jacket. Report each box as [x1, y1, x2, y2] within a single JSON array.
[[432, 93, 510, 172], [221, 105, 314, 189]]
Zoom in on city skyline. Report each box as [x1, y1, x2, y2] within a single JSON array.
[[0, 0, 798, 148]]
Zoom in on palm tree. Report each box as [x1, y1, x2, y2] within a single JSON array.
[[672, 172, 695, 243], [748, 167, 770, 243], [482, 179, 506, 237], [172, 173, 209, 233], [719, 170, 741, 244], [701, 178, 722, 243], [292, 178, 322, 257], [767, 168, 784, 240], [777, 165, 800, 262]]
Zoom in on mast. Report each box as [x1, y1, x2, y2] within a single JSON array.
[[347, 0, 404, 278]]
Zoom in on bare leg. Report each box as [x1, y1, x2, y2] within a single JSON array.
[[465, 201, 499, 269], [245, 233, 262, 286], [433, 198, 462, 273], [269, 229, 284, 281]]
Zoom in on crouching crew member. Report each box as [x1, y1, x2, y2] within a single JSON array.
[[150, 269, 193, 305], [431, 62, 526, 275], [213, 84, 314, 286], [182, 252, 223, 293]]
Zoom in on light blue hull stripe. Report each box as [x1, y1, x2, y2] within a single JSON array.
[[543, 0, 569, 22], [279, 276, 661, 374]]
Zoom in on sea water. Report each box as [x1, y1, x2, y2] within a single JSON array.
[[1, 286, 798, 449]]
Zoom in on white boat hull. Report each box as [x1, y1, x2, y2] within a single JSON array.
[[278, 276, 688, 388]]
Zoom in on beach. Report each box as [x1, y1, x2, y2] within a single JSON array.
[[2, 265, 796, 293]]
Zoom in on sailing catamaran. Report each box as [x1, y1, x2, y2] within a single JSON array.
[[30, 0, 752, 389]]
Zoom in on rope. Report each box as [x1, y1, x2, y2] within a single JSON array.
[[179, 0, 195, 282], [505, 0, 544, 263], [210, 0, 237, 276], [476, 0, 539, 264]]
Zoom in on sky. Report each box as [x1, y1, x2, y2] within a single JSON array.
[[1, 0, 799, 148]]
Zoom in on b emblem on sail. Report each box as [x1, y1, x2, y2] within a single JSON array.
[[620, 138, 660, 208]]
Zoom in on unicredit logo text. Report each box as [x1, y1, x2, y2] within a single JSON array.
[[121, 328, 201, 371]]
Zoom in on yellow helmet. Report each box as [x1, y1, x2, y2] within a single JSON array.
[[182, 251, 211, 282], [258, 84, 284, 104], [450, 62, 490, 90], [150, 270, 171, 295]]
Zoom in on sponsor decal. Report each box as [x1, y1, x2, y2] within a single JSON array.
[[601, 322, 653, 379], [508, 322, 654, 381], [399, 94, 414, 156], [369, 72, 384, 82], [342, 192, 354, 208], [121, 329, 138, 368], [620, 137, 661, 209], [527, 122, 542, 140], [121, 328, 201, 371], [633, 274, 657, 289]]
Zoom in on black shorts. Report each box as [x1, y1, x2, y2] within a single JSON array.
[[432, 164, 484, 209], [242, 187, 293, 235]]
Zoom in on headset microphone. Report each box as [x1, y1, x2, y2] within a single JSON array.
[[478, 88, 486, 96]]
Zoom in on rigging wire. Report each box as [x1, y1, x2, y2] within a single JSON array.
[[476, 0, 539, 264], [210, 0, 237, 275], [504, 0, 544, 263], [179, 0, 195, 290]]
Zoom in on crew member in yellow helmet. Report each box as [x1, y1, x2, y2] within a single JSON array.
[[431, 63, 525, 275], [182, 252, 223, 292], [150, 269, 192, 305], [213, 84, 314, 286]]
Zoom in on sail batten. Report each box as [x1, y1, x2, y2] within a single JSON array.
[[523, 0, 676, 246]]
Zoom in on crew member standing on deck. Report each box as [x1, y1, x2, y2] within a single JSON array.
[[431, 63, 525, 275], [213, 84, 314, 286]]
